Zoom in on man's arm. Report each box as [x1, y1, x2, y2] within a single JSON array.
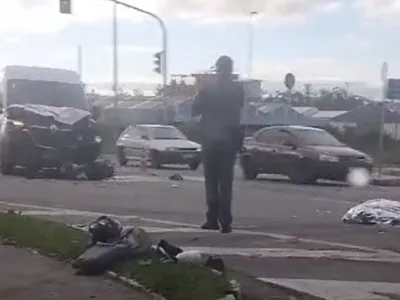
[[191, 89, 205, 117]]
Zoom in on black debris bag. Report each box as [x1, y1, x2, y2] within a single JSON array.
[[85, 159, 115, 180], [88, 216, 123, 245]]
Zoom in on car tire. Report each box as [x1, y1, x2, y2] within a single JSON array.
[[116, 146, 128, 166], [0, 144, 14, 175], [188, 162, 200, 171], [150, 150, 162, 169], [241, 156, 258, 180], [289, 159, 317, 185], [0, 159, 13, 175]]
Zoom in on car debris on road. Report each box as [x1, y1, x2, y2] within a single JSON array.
[[342, 198, 400, 226]]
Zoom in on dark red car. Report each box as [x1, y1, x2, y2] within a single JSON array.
[[239, 125, 373, 184]]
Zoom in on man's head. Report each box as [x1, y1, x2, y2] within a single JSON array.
[[215, 55, 233, 77]]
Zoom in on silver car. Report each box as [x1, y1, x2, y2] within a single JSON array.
[[116, 124, 202, 170]]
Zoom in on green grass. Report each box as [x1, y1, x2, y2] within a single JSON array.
[[117, 260, 231, 300], [0, 212, 89, 261], [0, 212, 231, 300]]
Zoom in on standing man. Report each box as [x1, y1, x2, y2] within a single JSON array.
[[192, 55, 245, 234]]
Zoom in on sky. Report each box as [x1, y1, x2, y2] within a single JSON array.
[[0, 0, 399, 88]]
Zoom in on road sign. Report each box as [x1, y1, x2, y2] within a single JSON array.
[[386, 78, 400, 100], [59, 0, 72, 14], [284, 73, 295, 90]]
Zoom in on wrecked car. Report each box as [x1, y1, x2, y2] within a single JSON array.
[[0, 65, 108, 179]]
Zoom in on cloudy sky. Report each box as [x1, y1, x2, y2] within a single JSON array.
[[0, 0, 398, 86]]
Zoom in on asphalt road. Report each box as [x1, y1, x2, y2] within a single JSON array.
[[2, 162, 400, 299]]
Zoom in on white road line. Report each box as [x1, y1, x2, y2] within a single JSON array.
[[258, 278, 400, 300], [181, 247, 400, 263], [0, 200, 396, 255], [99, 175, 205, 183]]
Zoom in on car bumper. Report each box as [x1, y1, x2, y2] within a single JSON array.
[[315, 161, 373, 181], [8, 131, 101, 168], [156, 150, 202, 165]]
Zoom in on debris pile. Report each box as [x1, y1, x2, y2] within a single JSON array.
[[72, 216, 240, 300], [342, 198, 400, 226]]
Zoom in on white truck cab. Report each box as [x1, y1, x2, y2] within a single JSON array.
[[1, 65, 88, 111]]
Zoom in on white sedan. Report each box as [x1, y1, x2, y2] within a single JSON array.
[[116, 124, 202, 170]]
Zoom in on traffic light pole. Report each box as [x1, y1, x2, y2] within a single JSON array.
[[110, 0, 169, 121]]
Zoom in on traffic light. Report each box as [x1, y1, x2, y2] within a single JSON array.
[[60, 0, 72, 14], [153, 51, 164, 74]]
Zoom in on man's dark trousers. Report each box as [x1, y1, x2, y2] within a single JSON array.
[[202, 142, 236, 228]]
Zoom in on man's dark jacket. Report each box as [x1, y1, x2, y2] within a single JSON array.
[[192, 79, 244, 151]]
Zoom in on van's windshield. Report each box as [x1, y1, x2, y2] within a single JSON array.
[[6, 79, 88, 111]]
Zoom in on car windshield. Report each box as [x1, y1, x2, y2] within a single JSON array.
[[6, 79, 89, 111], [151, 127, 186, 140], [294, 129, 344, 146]]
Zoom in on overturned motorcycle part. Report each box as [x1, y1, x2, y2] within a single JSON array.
[[85, 159, 115, 181]]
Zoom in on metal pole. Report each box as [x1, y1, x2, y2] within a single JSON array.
[[244, 11, 257, 136], [77, 45, 82, 78], [378, 96, 385, 176], [378, 63, 388, 176], [112, 1, 118, 108], [247, 11, 257, 77], [110, 0, 168, 121]]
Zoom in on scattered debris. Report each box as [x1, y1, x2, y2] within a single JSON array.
[[342, 198, 400, 225], [169, 173, 184, 181]]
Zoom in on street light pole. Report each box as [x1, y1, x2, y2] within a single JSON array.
[[244, 11, 257, 136], [247, 11, 258, 78], [110, 0, 168, 119], [112, 1, 118, 107]]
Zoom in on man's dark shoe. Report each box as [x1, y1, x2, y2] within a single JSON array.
[[201, 222, 220, 230], [220, 226, 232, 234]]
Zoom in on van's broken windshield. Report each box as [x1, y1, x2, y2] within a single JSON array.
[[6, 79, 88, 111]]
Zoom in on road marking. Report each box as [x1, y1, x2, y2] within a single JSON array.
[[258, 278, 400, 300], [103, 175, 204, 183], [0, 200, 397, 255], [181, 247, 400, 263]]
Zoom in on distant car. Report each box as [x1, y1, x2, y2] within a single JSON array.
[[116, 124, 202, 170], [239, 125, 373, 184]]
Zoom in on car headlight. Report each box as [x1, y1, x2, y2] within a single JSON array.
[[9, 120, 24, 127], [196, 147, 201, 152], [165, 147, 178, 151], [319, 154, 339, 162], [94, 136, 102, 143]]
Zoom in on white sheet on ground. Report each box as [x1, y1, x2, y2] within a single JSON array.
[[342, 198, 400, 225]]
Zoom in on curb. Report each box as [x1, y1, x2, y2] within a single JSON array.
[[106, 271, 240, 300], [371, 177, 400, 186], [107, 271, 167, 300]]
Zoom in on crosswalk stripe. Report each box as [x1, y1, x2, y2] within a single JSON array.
[[258, 278, 400, 300]]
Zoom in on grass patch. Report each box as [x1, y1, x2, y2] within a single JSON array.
[[0, 212, 232, 300], [117, 260, 231, 300], [0, 212, 89, 261]]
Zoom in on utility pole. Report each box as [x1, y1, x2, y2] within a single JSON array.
[[77, 45, 82, 78], [112, 1, 118, 108], [110, 0, 168, 121]]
